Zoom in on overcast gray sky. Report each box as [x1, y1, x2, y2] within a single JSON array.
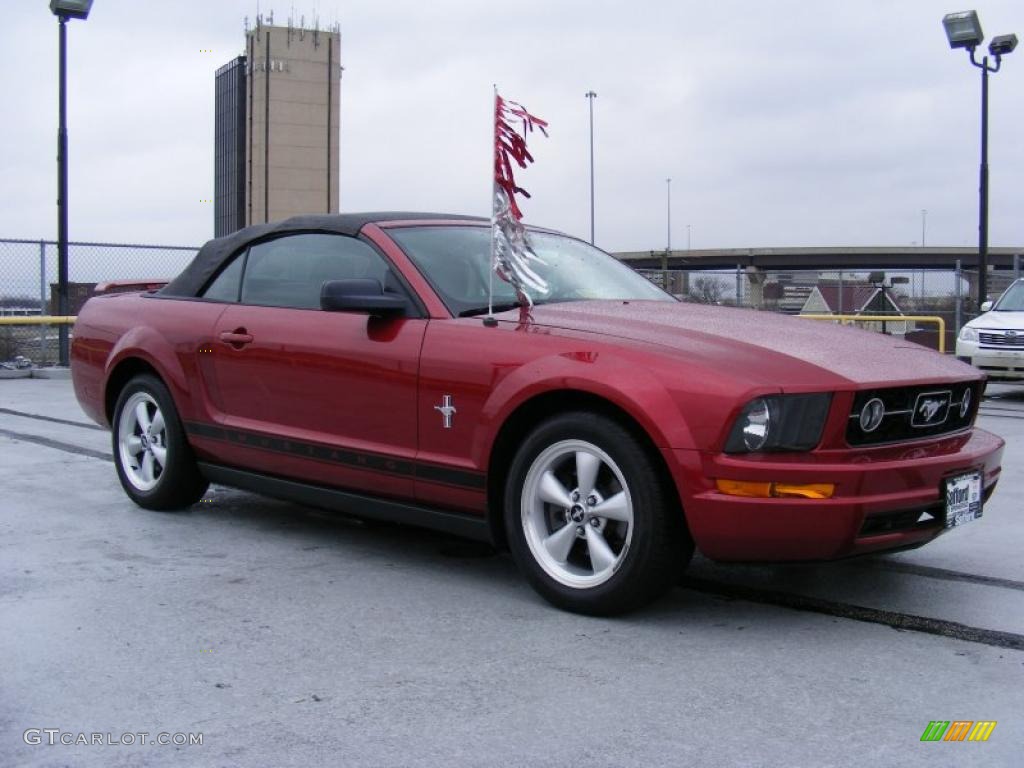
[[2, 0, 1022, 253]]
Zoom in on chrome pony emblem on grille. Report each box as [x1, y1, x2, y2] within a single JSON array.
[[1006, 330, 1018, 340], [434, 395, 457, 429], [911, 391, 951, 428], [919, 400, 942, 422]]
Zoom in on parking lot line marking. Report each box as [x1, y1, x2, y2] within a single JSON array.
[[5, 418, 1021, 651], [0, 428, 111, 462], [0, 407, 106, 431], [978, 404, 1024, 413], [682, 576, 1024, 652], [978, 412, 1024, 421], [854, 560, 1024, 593]]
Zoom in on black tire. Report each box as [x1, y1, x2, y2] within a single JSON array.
[[504, 411, 693, 615], [111, 373, 208, 510]]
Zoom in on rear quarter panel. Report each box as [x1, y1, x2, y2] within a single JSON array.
[[71, 294, 226, 427]]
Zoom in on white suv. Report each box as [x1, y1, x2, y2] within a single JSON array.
[[956, 278, 1024, 382]]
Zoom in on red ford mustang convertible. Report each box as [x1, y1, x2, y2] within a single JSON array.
[[71, 213, 1004, 614]]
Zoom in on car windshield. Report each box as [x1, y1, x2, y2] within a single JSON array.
[[388, 225, 674, 315], [993, 280, 1024, 311]]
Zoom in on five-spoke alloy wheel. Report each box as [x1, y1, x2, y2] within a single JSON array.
[[521, 440, 634, 589], [506, 411, 691, 615], [118, 390, 168, 492], [112, 374, 208, 510]]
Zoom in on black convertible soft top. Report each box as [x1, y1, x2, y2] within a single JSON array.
[[160, 212, 487, 298]]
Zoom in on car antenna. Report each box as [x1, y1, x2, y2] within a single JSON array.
[[484, 229, 498, 327]]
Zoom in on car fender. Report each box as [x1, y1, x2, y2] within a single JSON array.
[[105, 325, 194, 417], [472, 351, 695, 468]]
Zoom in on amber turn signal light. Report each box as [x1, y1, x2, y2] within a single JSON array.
[[715, 479, 835, 499]]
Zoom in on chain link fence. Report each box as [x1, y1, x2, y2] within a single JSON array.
[[0, 238, 198, 366], [2, 235, 1021, 365], [637, 263, 1023, 353]]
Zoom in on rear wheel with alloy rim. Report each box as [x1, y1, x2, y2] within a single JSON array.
[[505, 412, 691, 615], [112, 374, 208, 510]]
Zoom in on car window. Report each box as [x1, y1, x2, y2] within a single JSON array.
[[240, 233, 391, 309], [201, 252, 245, 302], [993, 281, 1024, 311], [389, 225, 673, 316]]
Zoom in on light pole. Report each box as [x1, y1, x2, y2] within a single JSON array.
[[666, 178, 672, 253], [942, 10, 1017, 307], [660, 178, 671, 290], [687, 223, 691, 251], [585, 91, 597, 244], [921, 208, 927, 247], [50, 0, 93, 366]]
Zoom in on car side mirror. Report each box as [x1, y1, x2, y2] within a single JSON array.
[[980, 300, 993, 312], [320, 278, 406, 315]]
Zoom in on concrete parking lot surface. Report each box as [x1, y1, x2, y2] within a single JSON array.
[[2, 378, 1023, 767]]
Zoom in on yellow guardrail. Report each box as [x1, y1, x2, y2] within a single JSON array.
[[800, 314, 947, 353], [0, 315, 77, 326]]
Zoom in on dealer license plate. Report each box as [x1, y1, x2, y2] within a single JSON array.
[[944, 472, 983, 529]]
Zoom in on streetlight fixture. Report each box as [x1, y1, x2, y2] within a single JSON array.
[[989, 34, 1019, 56], [585, 91, 597, 244], [942, 9, 1017, 307], [50, 0, 93, 366], [942, 10, 983, 48], [51, 0, 92, 18]]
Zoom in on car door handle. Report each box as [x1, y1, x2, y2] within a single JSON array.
[[219, 329, 253, 347]]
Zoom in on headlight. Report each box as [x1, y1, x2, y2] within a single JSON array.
[[958, 326, 979, 342], [740, 398, 771, 451], [724, 394, 832, 453]]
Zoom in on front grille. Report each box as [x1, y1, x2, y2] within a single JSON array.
[[978, 330, 1024, 348], [846, 382, 979, 446]]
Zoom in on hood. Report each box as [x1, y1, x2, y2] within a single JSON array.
[[965, 310, 1024, 330], [513, 300, 978, 389]]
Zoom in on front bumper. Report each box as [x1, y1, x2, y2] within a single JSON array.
[[955, 340, 1024, 380], [671, 428, 1004, 561]]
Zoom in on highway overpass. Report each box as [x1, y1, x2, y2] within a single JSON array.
[[613, 246, 1023, 272]]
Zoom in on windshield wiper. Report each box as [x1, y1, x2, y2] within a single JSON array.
[[459, 301, 525, 317]]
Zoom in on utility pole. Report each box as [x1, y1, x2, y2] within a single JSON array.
[[666, 178, 672, 253], [585, 91, 597, 244], [663, 178, 671, 293], [57, 15, 70, 365]]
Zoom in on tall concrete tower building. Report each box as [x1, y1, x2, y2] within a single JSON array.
[[214, 56, 247, 236], [214, 16, 341, 237]]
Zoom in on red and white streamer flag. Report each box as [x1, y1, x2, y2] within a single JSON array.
[[491, 90, 549, 308]]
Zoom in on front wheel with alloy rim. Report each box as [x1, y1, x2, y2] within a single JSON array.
[[112, 373, 208, 510], [504, 412, 692, 615]]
